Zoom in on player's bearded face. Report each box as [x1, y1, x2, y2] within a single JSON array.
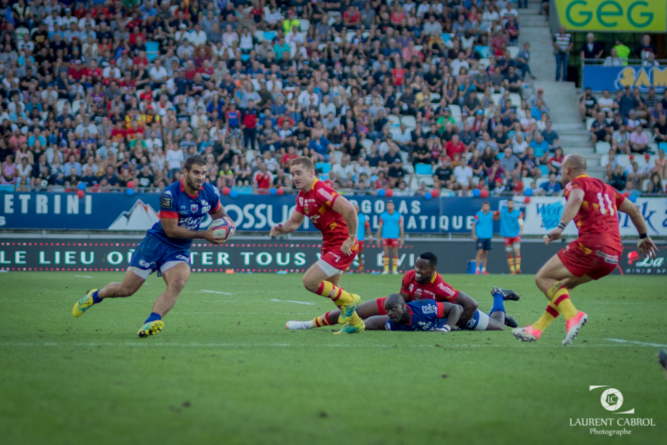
[[414, 259, 433, 283], [507, 201, 514, 211], [185, 165, 206, 191]]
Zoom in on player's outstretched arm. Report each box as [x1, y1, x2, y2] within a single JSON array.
[[545, 188, 584, 243], [270, 211, 305, 237], [439, 302, 463, 332], [364, 315, 390, 330], [161, 217, 225, 244], [618, 199, 658, 258], [451, 292, 479, 327], [332, 195, 359, 255]]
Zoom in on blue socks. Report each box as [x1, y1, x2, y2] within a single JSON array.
[[145, 312, 162, 324], [91, 290, 102, 304], [490, 291, 506, 314]]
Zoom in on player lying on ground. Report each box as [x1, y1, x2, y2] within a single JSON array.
[[512, 154, 658, 346], [286, 252, 520, 332], [270, 157, 365, 334], [364, 294, 463, 332], [72, 155, 231, 337]]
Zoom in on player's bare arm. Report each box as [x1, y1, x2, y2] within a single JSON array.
[[618, 199, 658, 258], [399, 217, 405, 246], [545, 188, 584, 244], [376, 220, 383, 245], [270, 211, 305, 236], [439, 302, 463, 332], [364, 315, 390, 330], [471, 221, 477, 241], [451, 291, 479, 327], [332, 195, 358, 255]]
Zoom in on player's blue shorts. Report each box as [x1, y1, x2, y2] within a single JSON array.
[[128, 234, 191, 279], [476, 238, 492, 251], [463, 309, 490, 331]]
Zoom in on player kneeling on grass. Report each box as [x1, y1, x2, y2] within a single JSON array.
[[287, 252, 520, 332], [364, 294, 462, 332], [270, 157, 365, 334], [72, 155, 232, 337], [512, 154, 658, 346]]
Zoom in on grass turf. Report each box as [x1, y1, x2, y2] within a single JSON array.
[[1, 272, 666, 445]]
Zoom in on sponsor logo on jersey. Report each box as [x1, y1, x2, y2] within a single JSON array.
[[191, 203, 199, 213], [200, 200, 211, 214], [161, 192, 173, 208], [421, 303, 438, 315], [438, 282, 456, 296], [317, 187, 333, 202]]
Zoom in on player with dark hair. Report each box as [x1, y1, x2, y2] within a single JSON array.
[[363, 293, 463, 333], [494, 198, 524, 274], [72, 155, 231, 337], [286, 252, 520, 332], [270, 156, 365, 334], [513, 154, 657, 345]]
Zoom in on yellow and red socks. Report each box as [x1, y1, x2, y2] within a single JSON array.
[[533, 303, 560, 331], [383, 256, 389, 272], [392, 256, 399, 272], [507, 256, 515, 273], [312, 311, 337, 328], [91, 290, 102, 304], [315, 281, 354, 306], [515, 255, 521, 271], [551, 286, 578, 319], [145, 312, 162, 324]]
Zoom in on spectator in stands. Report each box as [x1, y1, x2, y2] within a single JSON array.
[[654, 114, 667, 144], [629, 125, 649, 154], [521, 146, 541, 179], [453, 158, 473, 191], [612, 123, 631, 155], [619, 86, 639, 119], [613, 38, 631, 65], [552, 26, 572, 82], [645, 173, 664, 195], [590, 111, 611, 147], [609, 164, 628, 191], [529, 132, 550, 163], [579, 87, 598, 121], [627, 162, 645, 189], [500, 147, 521, 177], [541, 121, 560, 151], [580, 33, 605, 61], [539, 173, 562, 196], [515, 42, 535, 80]]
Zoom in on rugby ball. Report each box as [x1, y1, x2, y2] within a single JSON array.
[[209, 218, 236, 242]]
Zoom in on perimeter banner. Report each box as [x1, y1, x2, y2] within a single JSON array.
[[523, 197, 667, 236], [1, 238, 662, 274], [0, 192, 506, 234], [583, 65, 667, 93], [556, 0, 666, 32]]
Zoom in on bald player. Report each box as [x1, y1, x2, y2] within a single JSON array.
[[513, 154, 657, 346]]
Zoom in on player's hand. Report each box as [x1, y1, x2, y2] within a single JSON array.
[[637, 237, 658, 259], [270, 224, 284, 237], [341, 237, 355, 255], [399, 238, 405, 246], [544, 227, 562, 244], [472, 234, 478, 242], [203, 226, 226, 244]]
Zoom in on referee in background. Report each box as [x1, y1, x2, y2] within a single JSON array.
[[377, 200, 404, 275]]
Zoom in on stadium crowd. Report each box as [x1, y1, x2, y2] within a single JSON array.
[[0, 0, 580, 197]]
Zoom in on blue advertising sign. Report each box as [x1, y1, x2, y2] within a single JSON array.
[[0, 192, 504, 234], [583, 65, 667, 93]]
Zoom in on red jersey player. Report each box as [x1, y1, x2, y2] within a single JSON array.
[[270, 157, 365, 334], [513, 154, 657, 346], [286, 252, 521, 332]]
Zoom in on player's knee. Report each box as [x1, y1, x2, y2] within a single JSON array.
[[168, 277, 188, 292], [118, 283, 138, 297], [302, 276, 319, 292]]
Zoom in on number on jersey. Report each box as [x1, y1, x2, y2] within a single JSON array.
[[596, 192, 615, 216]]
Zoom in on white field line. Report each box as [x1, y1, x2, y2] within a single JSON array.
[[0, 341, 659, 349], [606, 338, 667, 348], [269, 299, 316, 305], [74, 275, 93, 278], [200, 290, 233, 295]]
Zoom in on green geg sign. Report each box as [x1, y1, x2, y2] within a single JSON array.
[[556, 0, 666, 32]]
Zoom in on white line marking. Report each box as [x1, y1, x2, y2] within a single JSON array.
[[269, 299, 316, 305], [0, 342, 656, 349], [74, 275, 93, 278], [606, 338, 667, 348], [200, 290, 233, 295]]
